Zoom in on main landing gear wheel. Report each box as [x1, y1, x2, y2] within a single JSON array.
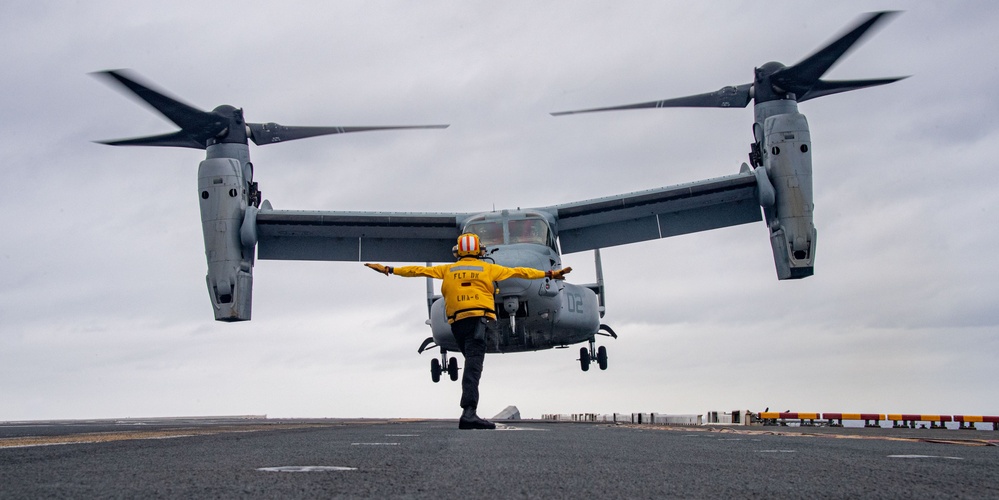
[[431, 358, 442, 383]]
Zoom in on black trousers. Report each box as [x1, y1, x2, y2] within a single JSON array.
[[450, 316, 490, 410]]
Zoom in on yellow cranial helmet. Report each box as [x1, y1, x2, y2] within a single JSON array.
[[454, 233, 484, 257]]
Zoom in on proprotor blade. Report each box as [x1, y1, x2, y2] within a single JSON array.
[[95, 70, 449, 149], [771, 11, 899, 97], [97, 131, 208, 148], [247, 123, 449, 146], [94, 70, 227, 149], [798, 76, 908, 102], [551, 83, 752, 116]]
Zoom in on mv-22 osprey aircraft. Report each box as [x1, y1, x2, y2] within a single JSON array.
[[97, 12, 903, 382]]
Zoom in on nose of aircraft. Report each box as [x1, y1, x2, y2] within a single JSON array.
[[491, 247, 550, 295]]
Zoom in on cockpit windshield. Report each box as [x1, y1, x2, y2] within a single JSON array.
[[508, 219, 549, 245], [465, 221, 504, 247], [464, 215, 553, 248]]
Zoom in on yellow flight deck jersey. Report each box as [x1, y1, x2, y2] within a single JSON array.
[[393, 257, 548, 323]]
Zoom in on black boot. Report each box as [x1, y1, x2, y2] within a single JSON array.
[[459, 407, 496, 430]]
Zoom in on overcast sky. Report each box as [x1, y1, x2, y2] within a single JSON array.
[[1, 1, 996, 421]]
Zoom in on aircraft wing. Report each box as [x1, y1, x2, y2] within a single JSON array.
[[547, 172, 762, 254], [253, 171, 762, 261], [255, 209, 465, 263]]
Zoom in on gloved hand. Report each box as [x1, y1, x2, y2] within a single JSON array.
[[365, 263, 392, 276], [546, 267, 572, 280]]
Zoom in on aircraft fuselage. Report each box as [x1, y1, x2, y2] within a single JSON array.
[[427, 210, 601, 354]]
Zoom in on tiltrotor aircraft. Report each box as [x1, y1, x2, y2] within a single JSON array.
[[97, 11, 903, 383]]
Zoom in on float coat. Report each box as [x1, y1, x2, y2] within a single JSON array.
[[393, 257, 547, 322]]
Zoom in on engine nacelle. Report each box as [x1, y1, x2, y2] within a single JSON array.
[[761, 111, 816, 279], [198, 157, 253, 321]]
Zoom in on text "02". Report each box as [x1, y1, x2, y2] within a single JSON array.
[[566, 293, 584, 313]]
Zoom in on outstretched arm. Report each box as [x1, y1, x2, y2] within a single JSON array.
[[494, 265, 573, 281], [365, 263, 393, 276], [546, 267, 572, 280], [364, 263, 447, 279]]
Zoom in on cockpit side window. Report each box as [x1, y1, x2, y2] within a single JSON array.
[[465, 221, 504, 247], [508, 219, 548, 245]]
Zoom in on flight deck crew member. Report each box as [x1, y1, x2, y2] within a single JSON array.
[[365, 233, 571, 430]]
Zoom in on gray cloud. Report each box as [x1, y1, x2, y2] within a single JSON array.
[[1, 1, 997, 421]]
